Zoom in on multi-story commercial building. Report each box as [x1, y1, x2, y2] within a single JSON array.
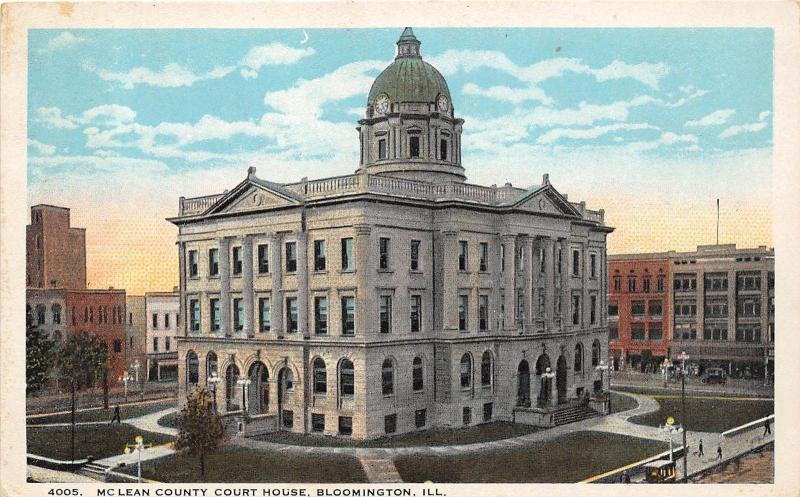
[[145, 291, 180, 382], [125, 295, 147, 384], [608, 244, 774, 380], [169, 28, 612, 439], [608, 255, 671, 372], [26, 204, 86, 290]]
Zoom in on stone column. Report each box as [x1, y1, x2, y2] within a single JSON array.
[[501, 234, 517, 331], [242, 235, 254, 338], [560, 239, 571, 331], [178, 241, 187, 337], [544, 238, 555, 330], [491, 234, 503, 332], [270, 233, 283, 335], [442, 231, 459, 331], [219, 237, 232, 336], [532, 238, 542, 323], [297, 232, 309, 339], [522, 236, 533, 331], [582, 244, 590, 329], [354, 225, 372, 337]]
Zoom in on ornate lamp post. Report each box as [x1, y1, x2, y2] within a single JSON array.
[[541, 366, 555, 406], [662, 357, 671, 387], [237, 376, 252, 413], [119, 373, 132, 403], [123, 434, 152, 483], [132, 359, 142, 401], [208, 372, 222, 413], [662, 416, 684, 462], [678, 350, 690, 481], [595, 360, 610, 412]]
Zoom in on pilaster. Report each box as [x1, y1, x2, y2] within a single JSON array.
[[442, 231, 459, 331], [501, 234, 517, 331], [522, 235, 534, 331], [355, 224, 372, 337], [242, 235, 254, 338], [297, 231, 309, 339], [219, 237, 232, 336], [270, 233, 283, 335]]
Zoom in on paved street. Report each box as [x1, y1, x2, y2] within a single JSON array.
[[611, 370, 773, 397]]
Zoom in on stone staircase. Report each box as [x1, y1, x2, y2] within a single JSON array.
[[553, 403, 601, 426], [358, 456, 403, 483], [77, 461, 110, 481]]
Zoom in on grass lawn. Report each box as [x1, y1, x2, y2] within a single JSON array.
[[158, 412, 180, 428], [254, 421, 539, 448], [27, 400, 177, 425], [27, 424, 174, 461], [629, 395, 773, 433], [395, 431, 666, 483], [125, 446, 367, 483], [610, 391, 639, 414]]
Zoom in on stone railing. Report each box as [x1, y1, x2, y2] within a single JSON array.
[[179, 193, 225, 216]]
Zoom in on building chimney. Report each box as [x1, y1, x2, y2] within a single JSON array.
[[542, 173, 550, 185]]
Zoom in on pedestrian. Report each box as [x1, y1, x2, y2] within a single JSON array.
[[623, 470, 631, 483], [763, 418, 772, 436], [716, 445, 723, 461], [698, 439, 704, 457], [110, 405, 121, 424]]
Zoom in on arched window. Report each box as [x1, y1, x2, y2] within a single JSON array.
[[574, 344, 583, 372], [340, 359, 354, 398], [481, 351, 492, 386], [460, 354, 472, 388], [186, 351, 199, 386], [412, 357, 423, 391], [35, 304, 46, 325], [225, 363, 240, 411], [382, 358, 394, 396], [282, 368, 294, 390], [51, 304, 62, 324], [206, 351, 218, 383], [592, 340, 601, 367], [313, 358, 327, 394]]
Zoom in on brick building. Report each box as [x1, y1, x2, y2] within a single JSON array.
[[26, 204, 86, 290]]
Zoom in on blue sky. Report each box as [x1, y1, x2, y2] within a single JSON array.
[[26, 28, 774, 293]]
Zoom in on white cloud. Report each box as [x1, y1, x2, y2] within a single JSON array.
[[36, 107, 79, 129], [462, 83, 552, 105], [87, 63, 236, 89], [684, 109, 736, 128], [719, 111, 771, 139], [239, 43, 316, 78], [27, 139, 57, 156], [36, 104, 137, 129], [44, 32, 85, 52], [536, 123, 659, 145]]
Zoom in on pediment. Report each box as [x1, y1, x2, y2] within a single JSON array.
[[205, 179, 301, 216], [513, 185, 581, 218]]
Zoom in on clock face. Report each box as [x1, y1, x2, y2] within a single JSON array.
[[437, 95, 449, 112], [375, 95, 390, 114]]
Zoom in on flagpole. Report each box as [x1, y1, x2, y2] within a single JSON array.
[[716, 199, 720, 245]]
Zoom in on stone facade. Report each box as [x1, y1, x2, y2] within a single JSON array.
[[145, 291, 180, 381], [169, 28, 612, 439]]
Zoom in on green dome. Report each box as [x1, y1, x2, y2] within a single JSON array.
[[367, 28, 451, 106]]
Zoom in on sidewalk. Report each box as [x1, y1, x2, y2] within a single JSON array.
[[611, 371, 773, 398]]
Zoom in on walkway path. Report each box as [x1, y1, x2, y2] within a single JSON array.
[[90, 407, 179, 471]]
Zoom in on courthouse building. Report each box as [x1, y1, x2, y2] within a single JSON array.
[[170, 28, 613, 439]]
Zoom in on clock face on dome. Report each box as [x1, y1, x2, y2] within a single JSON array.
[[437, 95, 449, 112], [375, 95, 390, 114]]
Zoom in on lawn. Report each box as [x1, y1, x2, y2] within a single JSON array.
[[27, 400, 177, 425], [125, 446, 367, 483], [394, 431, 667, 483], [27, 424, 174, 460], [254, 421, 539, 448], [610, 391, 639, 414], [158, 412, 181, 428], [629, 395, 774, 433]]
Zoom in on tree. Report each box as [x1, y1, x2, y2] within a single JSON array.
[[175, 387, 225, 479], [26, 322, 54, 395]]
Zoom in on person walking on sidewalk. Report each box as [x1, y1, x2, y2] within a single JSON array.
[[110, 405, 121, 424], [763, 418, 772, 436], [716, 445, 723, 461], [698, 439, 704, 457]]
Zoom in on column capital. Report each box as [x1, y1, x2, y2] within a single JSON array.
[[354, 224, 372, 236], [442, 230, 459, 237], [501, 233, 517, 241]]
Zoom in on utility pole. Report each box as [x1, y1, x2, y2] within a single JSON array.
[[679, 351, 690, 481]]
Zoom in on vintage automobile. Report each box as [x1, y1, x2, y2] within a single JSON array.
[[644, 459, 677, 483], [701, 367, 727, 384]]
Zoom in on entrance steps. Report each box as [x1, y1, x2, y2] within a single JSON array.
[[359, 456, 403, 483], [77, 462, 110, 481], [553, 403, 601, 426]]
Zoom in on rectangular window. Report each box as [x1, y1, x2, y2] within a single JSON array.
[[210, 298, 220, 331], [338, 416, 353, 436], [415, 409, 427, 428], [312, 414, 325, 433], [631, 300, 646, 317], [379, 295, 392, 333], [189, 299, 200, 333], [479, 242, 488, 271], [613, 276, 621, 292], [572, 295, 581, 325], [152, 313, 158, 329], [153, 337, 159, 352], [384, 414, 397, 434], [315, 297, 328, 335], [572, 250, 580, 276], [479, 295, 489, 331], [737, 272, 762, 291], [282, 410, 293, 429], [648, 300, 663, 317], [458, 295, 468, 331], [704, 325, 728, 341], [208, 248, 219, 276], [738, 298, 761, 318], [631, 323, 645, 341], [557, 248, 562, 274], [649, 323, 663, 341], [501, 245, 506, 272], [657, 276, 665, 292], [440, 138, 448, 160], [410, 295, 422, 333], [342, 297, 355, 336], [459, 241, 468, 271], [628, 276, 637, 293], [590, 295, 597, 325], [643, 278, 651, 293], [285, 242, 297, 273], [608, 302, 619, 317], [483, 402, 493, 422], [165, 336, 171, 351], [257, 244, 269, 274], [232, 246, 242, 276], [259, 297, 271, 332], [188, 250, 198, 278], [378, 138, 387, 160], [314, 240, 326, 271], [286, 297, 298, 333], [340, 362, 354, 397], [410, 240, 420, 271], [736, 325, 761, 343], [409, 136, 420, 158], [538, 293, 546, 318], [539, 247, 545, 273], [609, 324, 619, 340], [590, 254, 597, 278], [341, 238, 354, 270], [164, 314, 171, 329], [462, 406, 472, 426], [379, 237, 390, 269], [233, 298, 244, 331]]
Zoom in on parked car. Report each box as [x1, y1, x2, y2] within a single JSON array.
[[701, 367, 727, 384], [644, 459, 676, 483]]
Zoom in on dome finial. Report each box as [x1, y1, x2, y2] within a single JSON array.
[[396, 27, 421, 59]]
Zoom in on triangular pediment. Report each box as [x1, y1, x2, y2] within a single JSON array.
[[512, 184, 581, 218], [204, 178, 302, 216]]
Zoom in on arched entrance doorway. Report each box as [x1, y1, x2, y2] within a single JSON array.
[[277, 367, 294, 429], [535, 354, 552, 407], [248, 362, 269, 415], [517, 360, 531, 407], [225, 363, 240, 412], [556, 355, 568, 404]]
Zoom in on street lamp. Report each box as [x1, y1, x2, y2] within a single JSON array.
[[119, 373, 132, 403], [123, 434, 152, 483], [662, 416, 684, 462], [662, 357, 671, 388], [208, 372, 222, 413], [132, 359, 142, 401], [237, 376, 252, 413], [678, 351, 690, 481], [595, 360, 610, 412], [541, 366, 555, 406]]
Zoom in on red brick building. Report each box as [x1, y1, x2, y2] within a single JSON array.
[[26, 205, 86, 290], [608, 254, 671, 372], [65, 289, 127, 382]]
